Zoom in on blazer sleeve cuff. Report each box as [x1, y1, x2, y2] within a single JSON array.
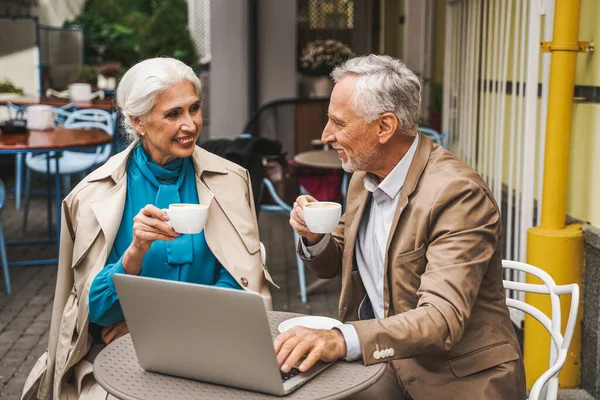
[[299, 234, 331, 258]]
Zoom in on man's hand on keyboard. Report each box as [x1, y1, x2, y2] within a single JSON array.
[[274, 327, 346, 373]]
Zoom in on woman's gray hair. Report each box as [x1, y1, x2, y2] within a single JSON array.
[[116, 57, 202, 142], [331, 54, 421, 134]]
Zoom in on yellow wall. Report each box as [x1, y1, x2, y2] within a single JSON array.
[[434, 0, 599, 226], [567, 0, 600, 226]]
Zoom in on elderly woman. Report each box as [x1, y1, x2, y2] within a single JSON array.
[[22, 58, 274, 400]]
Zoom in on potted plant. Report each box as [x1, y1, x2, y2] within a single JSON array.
[[70, 64, 98, 86], [97, 62, 122, 90], [299, 39, 354, 97], [0, 78, 25, 100]]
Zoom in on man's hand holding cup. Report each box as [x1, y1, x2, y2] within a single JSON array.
[[290, 195, 342, 246]]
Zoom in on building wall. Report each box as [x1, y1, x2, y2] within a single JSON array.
[[570, 1, 600, 395], [257, 0, 297, 106], [209, 0, 249, 139], [0, 19, 39, 97], [37, 0, 85, 27], [568, 0, 600, 226]]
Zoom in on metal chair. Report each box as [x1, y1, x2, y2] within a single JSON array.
[[242, 97, 330, 157], [52, 103, 77, 125], [502, 260, 579, 400], [5, 102, 29, 211], [418, 127, 449, 148], [22, 109, 116, 231], [0, 179, 10, 294], [261, 177, 309, 303]]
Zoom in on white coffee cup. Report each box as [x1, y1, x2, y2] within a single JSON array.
[[26, 105, 55, 131], [70, 83, 92, 102], [162, 204, 208, 234], [303, 201, 342, 234]]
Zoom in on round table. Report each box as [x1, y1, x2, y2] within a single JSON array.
[[93, 311, 387, 400], [293, 149, 342, 170], [0, 96, 114, 110], [0, 128, 112, 266]]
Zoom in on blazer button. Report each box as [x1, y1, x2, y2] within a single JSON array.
[[241, 277, 249, 287], [389, 348, 395, 357], [373, 350, 381, 360]]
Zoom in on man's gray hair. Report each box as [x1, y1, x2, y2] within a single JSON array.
[[116, 57, 202, 142], [331, 55, 421, 134]]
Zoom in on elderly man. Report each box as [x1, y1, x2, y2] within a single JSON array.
[[275, 55, 526, 399]]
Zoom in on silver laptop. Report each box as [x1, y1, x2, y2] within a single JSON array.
[[113, 274, 334, 396]]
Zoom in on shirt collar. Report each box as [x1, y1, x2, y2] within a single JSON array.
[[363, 134, 420, 200]]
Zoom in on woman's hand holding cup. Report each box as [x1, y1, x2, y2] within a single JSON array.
[[123, 204, 179, 274]]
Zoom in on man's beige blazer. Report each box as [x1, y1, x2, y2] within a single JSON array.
[[22, 142, 274, 399], [301, 134, 526, 399]]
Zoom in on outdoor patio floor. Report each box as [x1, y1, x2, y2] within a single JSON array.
[[0, 170, 594, 399]]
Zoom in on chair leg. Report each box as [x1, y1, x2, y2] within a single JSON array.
[[62, 175, 71, 196], [293, 231, 307, 304], [15, 153, 23, 210], [22, 166, 32, 234], [0, 214, 11, 295]]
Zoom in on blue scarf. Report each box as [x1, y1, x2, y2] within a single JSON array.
[[132, 145, 193, 266]]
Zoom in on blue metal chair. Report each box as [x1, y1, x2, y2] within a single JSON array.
[[0, 179, 11, 295], [418, 127, 449, 148], [260, 177, 310, 303], [22, 109, 116, 231], [52, 103, 77, 125], [5, 102, 29, 211]]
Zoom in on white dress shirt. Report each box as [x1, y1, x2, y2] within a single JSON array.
[[301, 134, 419, 360]]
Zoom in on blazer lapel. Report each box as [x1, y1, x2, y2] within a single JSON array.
[[339, 175, 371, 314], [382, 133, 432, 316]]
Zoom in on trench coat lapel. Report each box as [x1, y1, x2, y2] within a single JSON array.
[[89, 180, 127, 257]]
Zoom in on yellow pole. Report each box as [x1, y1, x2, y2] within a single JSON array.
[[524, 0, 584, 389]]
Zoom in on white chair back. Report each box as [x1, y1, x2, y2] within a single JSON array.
[[64, 109, 116, 164], [502, 260, 579, 400]]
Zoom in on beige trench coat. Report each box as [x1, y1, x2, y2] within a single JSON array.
[[21, 142, 274, 399], [301, 134, 526, 399]]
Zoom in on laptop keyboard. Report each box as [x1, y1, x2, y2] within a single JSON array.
[[281, 367, 301, 382]]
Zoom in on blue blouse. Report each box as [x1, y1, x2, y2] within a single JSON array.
[[89, 145, 241, 326]]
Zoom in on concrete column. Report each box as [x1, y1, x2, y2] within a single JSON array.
[[257, 0, 297, 106], [209, 0, 249, 139]]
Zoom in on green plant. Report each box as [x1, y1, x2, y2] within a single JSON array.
[[64, 0, 198, 69], [0, 79, 24, 95], [138, 0, 198, 67], [70, 64, 98, 85]]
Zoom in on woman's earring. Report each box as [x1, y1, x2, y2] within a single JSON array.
[[140, 132, 145, 137]]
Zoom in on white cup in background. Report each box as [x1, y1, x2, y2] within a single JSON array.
[[162, 204, 208, 234], [26, 105, 55, 131], [303, 201, 342, 234], [70, 83, 92, 102]]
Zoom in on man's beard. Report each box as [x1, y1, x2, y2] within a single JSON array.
[[341, 146, 381, 173]]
